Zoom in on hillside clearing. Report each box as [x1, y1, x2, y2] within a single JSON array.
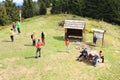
[[0, 14, 120, 80]]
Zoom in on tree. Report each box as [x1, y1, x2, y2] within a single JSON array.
[[22, 0, 34, 18], [33, 2, 39, 15], [4, 0, 19, 22], [0, 5, 9, 26], [81, 0, 120, 24], [38, 0, 47, 15]]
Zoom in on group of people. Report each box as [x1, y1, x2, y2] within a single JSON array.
[[10, 21, 45, 59], [31, 32, 45, 58], [77, 47, 104, 67], [9, 21, 21, 42]]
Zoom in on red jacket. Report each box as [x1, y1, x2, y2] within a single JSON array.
[[65, 40, 69, 46], [36, 42, 43, 48]]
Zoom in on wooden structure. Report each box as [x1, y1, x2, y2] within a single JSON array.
[[64, 20, 85, 41], [92, 28, 106, 46]]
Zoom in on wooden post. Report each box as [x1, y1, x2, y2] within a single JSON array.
[[19, 10, 21, 23], [82, 29, 84, 41], [102, 33, 104, 46]]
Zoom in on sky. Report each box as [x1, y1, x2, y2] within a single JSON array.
[[0, 0, 37, 6]]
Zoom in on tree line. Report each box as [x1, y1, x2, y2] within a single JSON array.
[[51, 0, 120, 25], [0, 0, 120, 26], [0, 0, 49, 26]]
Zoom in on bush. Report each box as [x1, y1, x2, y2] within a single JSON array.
[[58, 20, 65, 27]]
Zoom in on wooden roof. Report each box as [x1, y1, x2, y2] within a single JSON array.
[[64, 20, 85, 30], [92, 28, 105, 33]]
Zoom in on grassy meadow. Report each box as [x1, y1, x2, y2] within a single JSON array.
[[0, 14, 120, 80]]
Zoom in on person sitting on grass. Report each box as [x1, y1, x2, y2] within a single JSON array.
[[98, 51, 104, 63], [35, 39, 43, 58], [10, 29, 14, 42], [92, 54, 99, 67], [77, 48, 88, 61], [31, 32, 36, 46]]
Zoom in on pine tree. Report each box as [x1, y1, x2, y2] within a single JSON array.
[[0, 5, 9, 26], [4, 0, 19, 22], [38, 0, 47, 15], [22, 0, 34, 18]]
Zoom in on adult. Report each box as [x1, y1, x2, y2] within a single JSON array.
[[92, 54, 99, 67], [93, 34, 97, 44], [41, 32, 45, 45], [77, 48, 88, 61], [16, 21, 21, 34], [35, 39, 43, 58]]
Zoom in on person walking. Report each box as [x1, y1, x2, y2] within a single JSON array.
[[35, 39, 43, 58], [10, 29, 14, 42], [16, 21, 21, 34], [65, 38, 70, 53]]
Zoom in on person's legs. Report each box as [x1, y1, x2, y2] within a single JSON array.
[[10, 36, 14, 42], [17, 28, 21, 33], [101, 56, 104, 63], [36, 48, 39, 58], [92, 57, 95, 65], [94, 59, 99, 67], [33, 39, 36, 46], [66, 45, 69, 53], [39, 48, 41, 57]]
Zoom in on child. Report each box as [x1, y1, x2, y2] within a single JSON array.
[[12, 22, 16, 32], [99, 51, 104, 63], [31, 32, 36, 46], [41, 31, 45, 45], [65, 38, 70, 53], [10, 29, 14, 42], [35, 39, 43, 58]]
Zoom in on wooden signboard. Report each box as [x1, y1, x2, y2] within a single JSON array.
[[92, 28, 106, 46]]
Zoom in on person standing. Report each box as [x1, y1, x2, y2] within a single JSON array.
[[31, 32, 36, 46], [10, 29, 14, 42], [65, 38, 70, 53], [93, 34, 97, 44], [35, 39, 43, 58], [41, 32, 45, 45], [16, 21, 21, 34]]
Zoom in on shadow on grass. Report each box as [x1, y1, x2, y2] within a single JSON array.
[[24, 44, 33, 46], [76, 57, 93, 66], [25, 56, 36, 59], [2, 40, 11, 43], [53, 36, 64, 41], [85, 42, 95, 47], [57, 50, 66, 53], [69, 37, 82, 42]]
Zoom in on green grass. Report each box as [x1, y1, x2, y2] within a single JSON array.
[[0, 14, 120, 80]]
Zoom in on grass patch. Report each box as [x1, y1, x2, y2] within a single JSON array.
[[0, 14, 120, 80]]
